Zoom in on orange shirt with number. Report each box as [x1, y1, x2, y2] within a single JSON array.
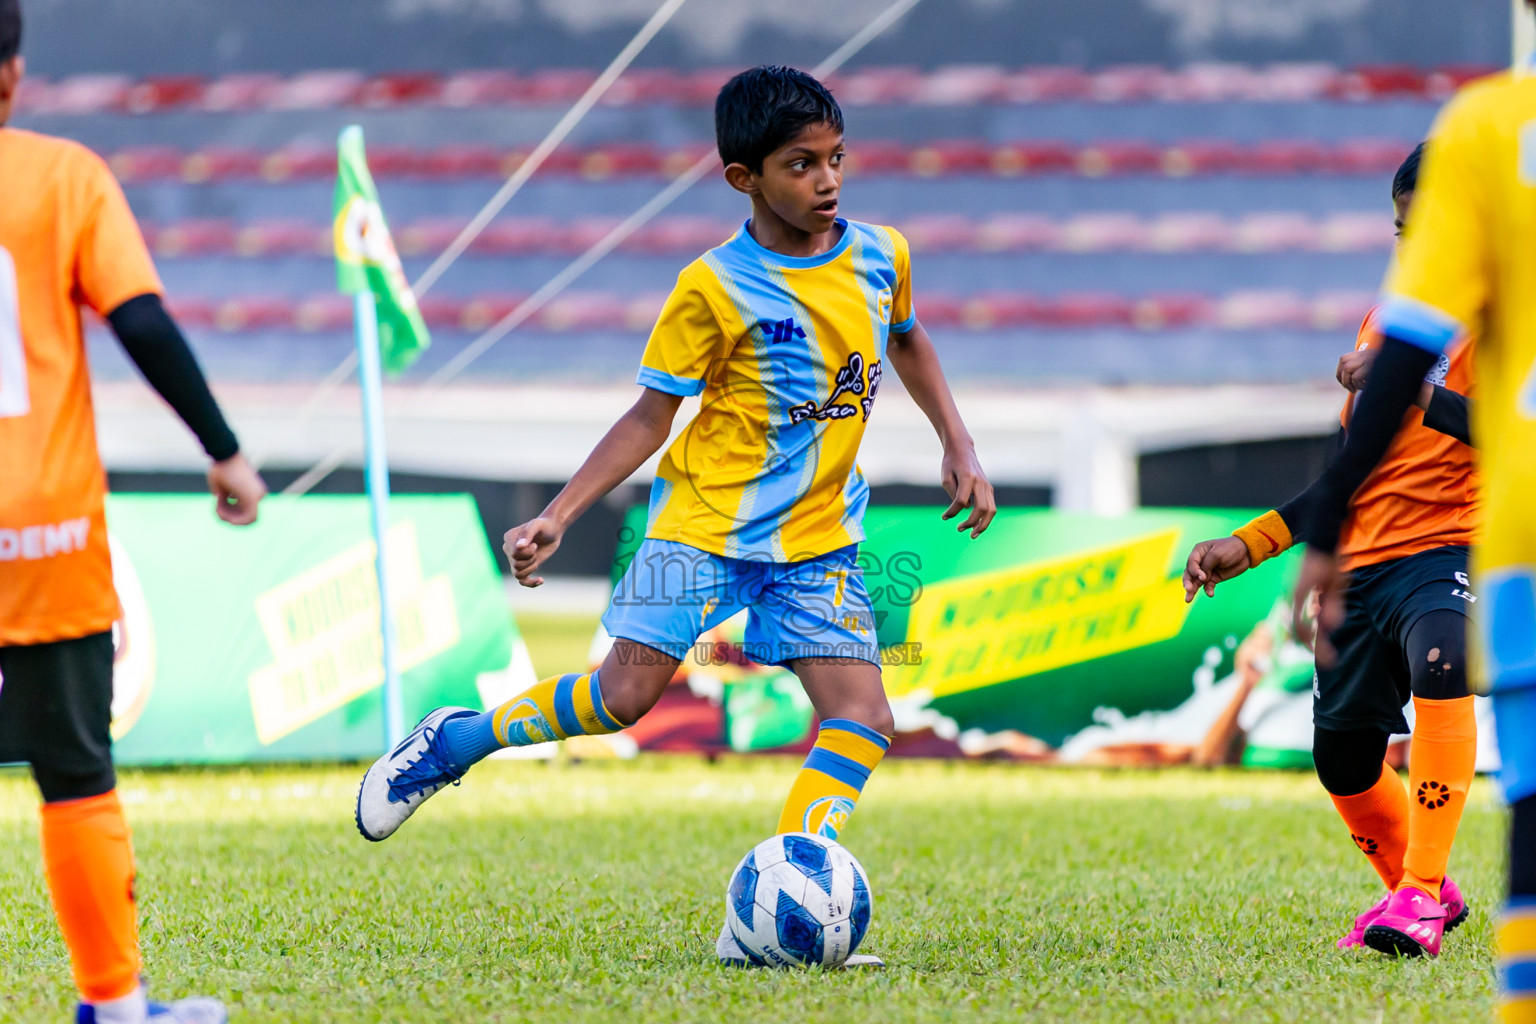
[[0, 128, 163, 646], [1337, 308, 1479, 572]]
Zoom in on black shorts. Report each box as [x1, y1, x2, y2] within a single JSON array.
[[1314, 545, 1475, 735], [0, 631, 116, 795]]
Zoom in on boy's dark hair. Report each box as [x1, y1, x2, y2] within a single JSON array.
[[715, 65, 843, 173], [0, 0, 18, 65], [1393, 142, 1425, 200]]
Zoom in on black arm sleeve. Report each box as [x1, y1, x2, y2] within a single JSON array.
[[106, 294, 239, 462], [1302, 335, 1438, 553], [1271, 429, 1345, 538], [1422, 387, 1473, 446]]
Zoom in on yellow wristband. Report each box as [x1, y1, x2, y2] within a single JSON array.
[[1232, 509, 1292, 568]]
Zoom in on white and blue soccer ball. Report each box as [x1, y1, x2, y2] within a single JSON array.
[[725, 832, 873, 968]]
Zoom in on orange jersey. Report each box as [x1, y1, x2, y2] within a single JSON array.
[[0, 128, 162, 646], [1337, 308, 1479, 571]]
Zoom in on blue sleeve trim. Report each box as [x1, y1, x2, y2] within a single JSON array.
[[804, 748, 874, 791], [636, 366, 706, 396], [890, 314, 917, 334], [820, 718, 892, 750], [1376, 296, 1464, 355]]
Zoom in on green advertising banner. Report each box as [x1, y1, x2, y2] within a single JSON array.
[[101, 495, 531, 765]]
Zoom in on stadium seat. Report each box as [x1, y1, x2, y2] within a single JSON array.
[[682, 69, 735, 105], [522, 69, 599, 104], [915, 293, 964, 328], [961, 293, 1046, 329], [417, 295, 467, 330], [1240, 140, 1330, 175], [1000, 66, 1092, 103], [294, 295, 353, 333], [200, 74, 282, 112], [181, 147, 264, 183], [1077, 142, 1161, 176], [364, 146, 428, 178], [624, 293, 671, 331], [1233, 213, 1323, 251], [843, 141, 910, 176], [1311, 291, 1377, 330], [1217, 290, 1311, 329], [911, 65, 1008, 105], [897, 214, 979, 252], [910, 140, 992, 177], [469, 219, 561, 255], [1329, 138, 1412, 175], [581, 143, 662, 180], [627, 216, 735, 255], [1161, 140, 1243, 176], [829, 67, 923, 105], [439, 70, 522, 107], [1320, 212, 1395, 252], [260, 147, 337, 181], [1133, 293, 1216, 329], [1059, 213, 1149, 252], [420, 145, 504, 179], [459, 294, 524, 332], [163, 297, 216, 330], [1090, 65, 1169, 103], [1164, 63, 1262, 102], [215, 296, 294, 332], [568, 217, 627, 253], [1426, 64, 1500, 99], [499, 146, 583, 177], [603, 69, 690, 105], [1250, 62, 1339, 101], [360, 72, 443, 108], [236, 221, 326, 257], [1046, 292, 1136, 327], [123, 75, 204, 114], [537, 292, 628, 331], [1331, 65, 1426, 101], [1147, 213, 1234, 252], [991, 141, 1077, 175], [975, 214, 1061, 251], [107, 146, 184, 183], [269, 70, 364, 110], [398, 219, 465, 257]]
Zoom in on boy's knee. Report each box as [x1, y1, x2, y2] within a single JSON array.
[[845, 699, 894, 740], [595, 662, 669, 726], [1406, 610, 1470, 702]]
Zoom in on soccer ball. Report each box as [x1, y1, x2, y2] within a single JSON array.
[[725, 832, 873, 968]]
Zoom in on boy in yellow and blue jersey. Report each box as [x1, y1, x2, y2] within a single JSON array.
[[355, 65, 997, 967], [1290, 26, 1536, 1015]]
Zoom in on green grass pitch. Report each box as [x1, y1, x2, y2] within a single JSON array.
[[0, 758, 1503, 1022]]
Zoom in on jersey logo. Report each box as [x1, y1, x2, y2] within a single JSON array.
[[877, 288, 893, 325], [787, 353, 882, 425], [764, 317, 807, 345], [1424, 353, 1450, 387], [1257, 529, 1281, 554]]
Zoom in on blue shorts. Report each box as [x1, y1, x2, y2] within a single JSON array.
[[601, 539, 879, 667], [1483, 569, 1536, 803]]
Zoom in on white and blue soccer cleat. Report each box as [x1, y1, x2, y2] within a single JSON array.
[[356, 707, 479, 842], [77, 987, 227, 1024], [714, 919, 885, 969]]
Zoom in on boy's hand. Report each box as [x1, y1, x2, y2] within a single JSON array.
[[940, 445, 995, 538], [1336, 347, 1375, 392], [1292, 547, 1345, 664], [1183, 536, 1251, 602], [207, 453, 266, 526], [504, 517, 564, 588]]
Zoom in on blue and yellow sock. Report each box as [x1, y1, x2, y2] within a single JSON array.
[[440, 671, 624, 769], [776, 719, 890, 840], [1500, 897, 1536, 1023]]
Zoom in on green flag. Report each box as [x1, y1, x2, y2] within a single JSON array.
[[333, 126, 430, 374]]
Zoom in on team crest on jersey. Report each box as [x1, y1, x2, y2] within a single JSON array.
[[877, 287, 893, 325], [788, 352, 883, 425], [1424, 353, 1450, 387]]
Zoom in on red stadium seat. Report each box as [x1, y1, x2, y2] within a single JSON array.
[[1000, 67, 1091, 103], [107, 146, 184, 183], [460, 295, 524, 332], [260, 148, 336, 181], [163, 297, 216, 330], [236, 221, 326, 257], [961, 293, 1046, 329], [975, 214, 1060, 251], [568, 217, 626, 252], [910, 140, 991, 177], [398, 219, 466, 258], [215, 297, 293, 333], [48, 75, 130, 114], [181, 147, 264, 183], [1250, 63, 1339, 102], [416, 296, 465, 331], [522, 69, 599, 104], [294, 296, 353, 333], [1059, 213, 1149, 252], [1319, 213, 1394, 252], [1090, 65, 1169, 103], [1312, 291, 1378, 330], [1077, 142, 1160, 176], [538, 292, 627, 331], [360, 72, 443, 108], [420, 145, 504, 179], [470, 219, 561, 256], [914, 293, 964, 328], [1146, 213, 1233, 252], [911, 65, 1007, 105], [1427, 65, 1500, 99], [1331, 65, 1427, 101], [661, 143, 716, 176], [1163, 63, 1261, 102], [1233, 213, 1322, 252], [1047, 292, 1136, 327], [627, 217, 734, 254], [269, 70, 364, 110], [682, 69, 735, 105], [123, 76, 204, 114], [843, 141, 910, 176], [152, 220, 237, 257], [829, 67, 922, 105], [581, 143, 662, 180], [200, 74, 282, 112], [990, 141, 1077, 175], [1133, 294, 1216, 329], [897, 215, 979, 252], [365, 146, 428, 178], [439, 70, 521, 107], [1329, 138, 1412, 175], [625, 293, 671, 331], [1217, 290, 1310, 330], [1161, 140, 1243, 176], [1240, 140, 1329, 175], [603, 69, 690, 106], [498, 147, 583, 177]]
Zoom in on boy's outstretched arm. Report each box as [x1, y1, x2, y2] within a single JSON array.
[[887, 321, 995, 538], [504, 387, 682, 587]]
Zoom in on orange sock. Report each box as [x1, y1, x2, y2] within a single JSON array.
[[1402, 695, 1478, 900], [1329, 763, 1409, 890], [40, 791, 141, 1003]]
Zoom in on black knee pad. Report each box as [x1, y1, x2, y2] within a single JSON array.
[[1404, 609, 1471, 701], [1313, 726, 1391, 796]]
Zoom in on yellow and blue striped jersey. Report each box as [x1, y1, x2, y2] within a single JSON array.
[[1377, 70, 1536, 690], [637, 218, 915, 562]]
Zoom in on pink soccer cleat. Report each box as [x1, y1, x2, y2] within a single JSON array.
[[1364, 885, 1450, 957], [1338, 876, 1468, 950]]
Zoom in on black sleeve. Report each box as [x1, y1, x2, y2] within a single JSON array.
[[1302, 335, 1439, 553], [1272, 429, 1345, 538], [106, 294, 239, 462], [1422, 387, 1473, 446]]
